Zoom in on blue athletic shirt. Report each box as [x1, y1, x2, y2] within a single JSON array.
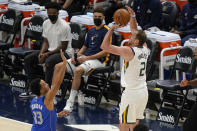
[[30, 96, 57, 131], [83, 25, 114, 63], [84, 25, 112, 56]]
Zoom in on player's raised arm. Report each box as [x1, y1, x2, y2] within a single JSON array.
[[45, 49, 67, 102], [125, 6, 138, 33], [101, 25, 134, 61]]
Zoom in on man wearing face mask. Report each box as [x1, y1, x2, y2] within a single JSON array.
[[171, 0, 197, 45], [127, 0, 162, 30], [20, 2, 72, 98], [58, 7, 115, 116]]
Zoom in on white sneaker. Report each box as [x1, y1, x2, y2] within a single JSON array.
[[64, 100, 74, 112]]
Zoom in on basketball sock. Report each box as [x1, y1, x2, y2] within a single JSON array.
[[68, 89, 78, 103]]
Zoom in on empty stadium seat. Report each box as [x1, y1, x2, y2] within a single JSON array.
[[70, 23, 87, 50], [156, 47, 197, 125], [146, 39, 159, 81], [8, 15, 44, 74], [0, 9, 22, 77]]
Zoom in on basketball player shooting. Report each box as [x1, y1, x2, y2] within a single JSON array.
[[30, 49, 67, 131], [101, 6, 149, 131]]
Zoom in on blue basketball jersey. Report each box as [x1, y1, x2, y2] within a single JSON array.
[[30, 96, 57, 131]]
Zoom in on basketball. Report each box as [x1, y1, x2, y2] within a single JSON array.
[[113, 9, 130, 26]]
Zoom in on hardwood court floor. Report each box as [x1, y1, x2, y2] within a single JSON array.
[[0, 117, 32, 131], [0, 83, 183, 131]]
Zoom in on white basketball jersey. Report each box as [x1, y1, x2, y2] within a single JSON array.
[[121, 46, 150, 90]]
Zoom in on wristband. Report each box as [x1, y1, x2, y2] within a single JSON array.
[[130, 14, 136, 18]]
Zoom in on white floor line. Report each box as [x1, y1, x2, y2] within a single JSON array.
[[65, 124, 119, 131], [0, 116, 32, 131], [0, 116, 32, 126]]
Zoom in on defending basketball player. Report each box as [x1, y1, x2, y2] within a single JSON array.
[[30, 49, 66, 131], [101, 6, 149, 131]]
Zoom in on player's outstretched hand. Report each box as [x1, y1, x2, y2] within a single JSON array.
[[111, 24, 125, 30], [57, 110, 70, 117], [60, 49, 67, 64]]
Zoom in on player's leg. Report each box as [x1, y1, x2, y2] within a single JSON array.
[[119, 122, 129, 131], [119, 91, 137, 131], [134, 88, 148, 129], [119, 118, 137, 131]]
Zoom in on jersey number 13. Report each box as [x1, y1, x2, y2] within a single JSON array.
[[33, 111, 43, 125]]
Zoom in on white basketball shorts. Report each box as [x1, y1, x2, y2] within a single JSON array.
[[119, 87, 148, 124]]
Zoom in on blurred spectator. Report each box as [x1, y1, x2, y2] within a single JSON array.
[[105, 0, 126, 25], [20, 2, 72, 97], [128, 0, 162, 30], [171, 0, 197, 45], [52, 0, 87, 19], [32, 0, 50, 5]]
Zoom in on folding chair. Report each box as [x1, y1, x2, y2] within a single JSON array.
[[0, 9, 22, 77], [69, 23, 87, 50], [156, 46, 197, 125], [8, 15, 44, 88], [8, 15, 44, 72], [146, 39, 159, 81]]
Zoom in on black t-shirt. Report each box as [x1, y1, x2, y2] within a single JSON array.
[[61, 0, 86, 13], [32, 0, 50, 6]]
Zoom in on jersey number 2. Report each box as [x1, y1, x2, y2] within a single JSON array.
[[33, 111, 43, 125], [139, 62, 146, 76]]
